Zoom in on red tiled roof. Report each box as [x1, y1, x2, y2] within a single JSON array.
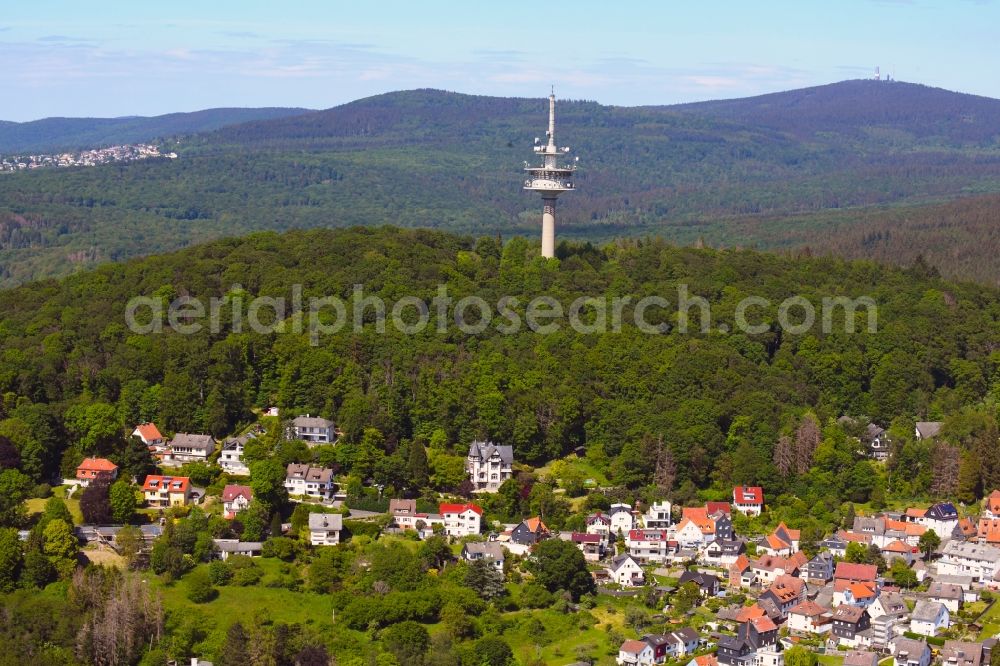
[[736, 604, 766, 622], [733, 486, 764, 504], [620, 639, 649, 655], [76, 457, 118, 472], [988, 490, 1000, 515], [706, 501, 732, 515], [629, 529, 669, 541], [883, 540, 911, 553], [524, 516, 549, 533], [572, 532, 601, 543], [694, 655, 719, 666], [134, 422, 163, 441], [222, 484, 253, 502], [731, 554, 751, 571], [789, 600, 827, 617], [751, 615, 778, 632], [142, 475, 190, 493], [440, 502, 483, 516], [905, 507, 927, 519], [835, 562, 877, 582], [848, 582, 877, 600]]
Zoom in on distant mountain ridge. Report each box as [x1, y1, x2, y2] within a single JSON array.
[[2, 79, 1000, 287], [0, 107, 314, 154]]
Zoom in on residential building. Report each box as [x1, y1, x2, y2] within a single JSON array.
[[806, 552, 835, 583], [865, 424, 891, 461], [618, 639, 656, 666], [465, 441, 514, 491], [704, 539, 745, 566], [607, 554, 645, 587], [572, 533, 603, 561], [284, 464, 335, 499], [871, 612, 905, 649], [643, 501, 673, 529], [940, 641, 985, 666], [837, 582, 878, 608], [461, 542, 505, 570], [440, 503, 482, 538], [586, 511, 612, 545], [914, 422, 943, 440], [787, 600, 831, 634], [984, 490, 1000, 520], [213, 539, 263, 560], [733, 486, 764, 516], [882, 540, 915, 565], [909, 600, 949, 636], [288, 415, 336, 444], [142, 475, 191, 507], [609, 503, 636, 536], [761, 522, 799, 557], [679, 570, 720, 597], [717, 617, 778, 666], [836, 562, 878, 586], [820, 533, 850, 558], [688, 655, 719, 666], [510, 517, 550, 546], [730, 554, 754, 588], [938, 541, 1000, 582], [308, 512, 342, 546], [219, 434, 253, 475], [132, 422, 164, 448], [831, 605, 871, 647], [626, 528, 672, 563], [161, 433, 216, 466], [869, 591, 907, 619], [658, 628, 701, 658], [891, 637, 931, 666], [221, 484, 253, 519], [759, 575, 805, 618], [927, 581, 964, 612], [843, 652, 879, 666], [75, 457, 118, 487]]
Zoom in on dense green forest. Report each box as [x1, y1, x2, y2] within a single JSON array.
[[0, 107, 312, 154], [2, 80, 1000, 286], [1, 226, 998, 505]]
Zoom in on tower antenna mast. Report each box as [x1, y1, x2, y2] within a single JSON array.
[[523, 89, 577, 258]]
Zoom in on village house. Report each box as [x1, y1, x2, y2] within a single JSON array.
[[643, 501, 673, 529], [572, 533, 603, 561], [284, 463, 335, 499], [937, 541, 1000, 582], [914, 422, 943, 440], [819, 533, 850, 558], [461, 541, 505, 570], [586, 511, 612, 545], [732, 486, 764, 516], [510, 517, 550, 547], [75, 457, 118, 487], [837, 582, 878, 608], [132, 422, 164, 449], [703, 538, 745, 566], [465, 441, 514, 491], [627, 528, 673, 563], [910, 600, 949, 636], [882, 540, 915, 565], [912, 502, 960, 539], [288, 415, 336, 444], [142, 475, 191, 507], [806, 551, 835, 583], [869, 591, 907, 619], [751, 553, 807, 586], [871, 612, 906, 650], [891, 637, 931, 666], [843, 651, 879, 666], [610, 503, 636, 536], [759, 574, 805, 619], [787, 600, 831, 634], [864, 423, 891, 461], [717, 616, 778, 666], [831, 605, 872, 648], [440, 503, 482, 538], [607, 553, 645, 587], [761, 522, 800, 557], [927, 581, 964, 612], [835, 562, 878, 587], [308, 512, 342, 546], [688, 654, 718, 666], [618, 639, 656, 666], [219, 433, 253, 475], [940, 641, 986, 666], [679, 570, 720, 598], [730, 554, 754, 588], [659, 628, 701, 658], [161, 433, 216, 466], [221, 484, 253, 519], [213, 539, 263, 560]]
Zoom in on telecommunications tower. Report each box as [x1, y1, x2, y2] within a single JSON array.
[[523, 90, 577, 258]]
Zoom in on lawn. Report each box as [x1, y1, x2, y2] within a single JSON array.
[[24, 485, 84, 523], [818, 655, 844, 666], [976, 599, 1000, 639]]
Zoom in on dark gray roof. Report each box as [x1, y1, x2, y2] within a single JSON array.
[[610, 554, 640, 572], [911, 600, 946, 622], [915, 422, 943, 439], [213, 539, 263, 553], [927, 581, 963, 600], [292, 415, 334, 429], [893, 637, 929, 659], [467, 441, 513, 463], [463, 542, 505, 559], [169, 433, 215, 451]]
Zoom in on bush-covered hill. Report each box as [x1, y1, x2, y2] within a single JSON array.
[[1, 227, 998, 505], [2, 81, 1000, 286]]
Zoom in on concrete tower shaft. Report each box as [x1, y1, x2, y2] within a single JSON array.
[[523, 91, 576, 258]]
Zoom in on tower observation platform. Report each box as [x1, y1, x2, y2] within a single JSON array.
[[523, 91, 577, 258]]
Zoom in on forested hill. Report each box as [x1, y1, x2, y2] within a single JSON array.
[[670, 79, 1000, 142], [0, 107, 313, 154], [2, 81, 1000, 286], [1, 227, 999, 506]]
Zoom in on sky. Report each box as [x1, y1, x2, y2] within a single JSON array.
[[0, 0, 996, 121]]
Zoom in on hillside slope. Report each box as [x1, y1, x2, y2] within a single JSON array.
[[1, 81, 999, 286], [0, 107, 313, 154]]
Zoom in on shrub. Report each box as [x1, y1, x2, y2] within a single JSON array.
[[208, 560, 232, 585], [31, 484, 52, 499], [185, 568, 217, 603]]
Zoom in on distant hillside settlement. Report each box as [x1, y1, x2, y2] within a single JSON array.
[[0, 143, 175, 172]]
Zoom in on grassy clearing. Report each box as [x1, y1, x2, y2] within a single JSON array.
[[818, 655, 844, 666], [24, 485, 84, 523]]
